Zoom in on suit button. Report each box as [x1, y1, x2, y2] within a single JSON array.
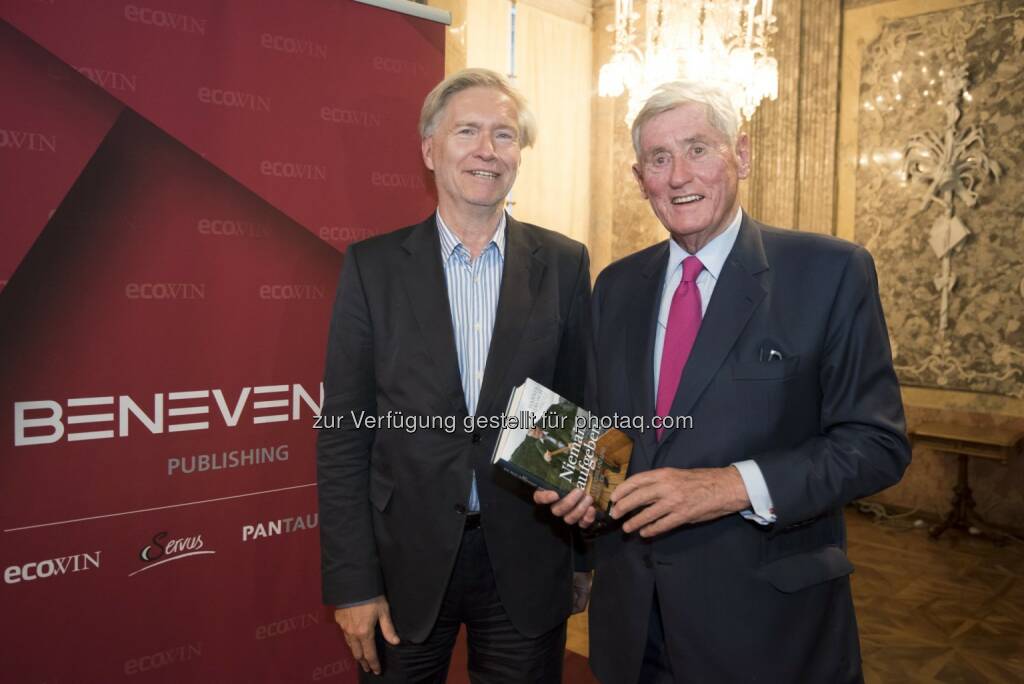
[[454, 504, 467, 515], [642, 555, 653, 569], [471, 433, 481, 444]]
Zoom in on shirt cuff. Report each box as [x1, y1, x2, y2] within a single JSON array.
[[732, 460, 776, 525]]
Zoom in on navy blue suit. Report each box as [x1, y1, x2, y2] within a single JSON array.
[[587, 215, 910, 683]]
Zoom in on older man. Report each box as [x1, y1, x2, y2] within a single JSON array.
[[318, 68, 592, 682], [539, 81, 910, 682]]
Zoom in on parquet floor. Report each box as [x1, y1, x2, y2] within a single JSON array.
[[449, 508, 1024, 683], [849, 510, 1024, 683]]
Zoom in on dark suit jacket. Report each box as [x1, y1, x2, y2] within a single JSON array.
[[317, 214, 591, 643], [587, 215, 910, 683]]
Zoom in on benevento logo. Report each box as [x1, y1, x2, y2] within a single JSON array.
[[131, 531, 215, 576], [13, 382, 323, 447]]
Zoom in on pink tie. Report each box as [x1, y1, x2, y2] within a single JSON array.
[[655, 256, 704, 441]]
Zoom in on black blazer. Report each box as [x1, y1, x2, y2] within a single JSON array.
[[587, 215, 910, 683], [317, 214, 591, 642]]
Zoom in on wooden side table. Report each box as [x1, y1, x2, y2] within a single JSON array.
[[909, 422, 1023, 543]]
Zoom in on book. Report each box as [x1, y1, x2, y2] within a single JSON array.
[[491, 378, 633, 519]]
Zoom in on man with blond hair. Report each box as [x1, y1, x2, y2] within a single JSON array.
[[539, 80, 909, 682], [318, 68, 592, 682]]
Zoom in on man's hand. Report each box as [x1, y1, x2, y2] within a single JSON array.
[[610, 466, 749, 537], [572, 571, 593, 614], [333, 596, 399, 675], [533, 488, 598, 528]]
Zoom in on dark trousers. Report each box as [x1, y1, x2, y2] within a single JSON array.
[[638, 589, 675, 684], [363, 521, 566, 683]]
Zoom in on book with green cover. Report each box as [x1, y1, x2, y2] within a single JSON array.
[[491, 378, 633, 517]]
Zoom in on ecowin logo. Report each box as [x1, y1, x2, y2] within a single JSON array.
[[4, 551, 101, 584]]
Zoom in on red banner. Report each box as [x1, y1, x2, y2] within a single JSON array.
[[0, 1, 443, 681]]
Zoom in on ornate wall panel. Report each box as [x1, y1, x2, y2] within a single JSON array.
[[852, 0, 1023, 398]]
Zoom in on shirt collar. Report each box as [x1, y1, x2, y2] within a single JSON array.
[[666, 206, 743, 282], [436, 210, 507, 260]]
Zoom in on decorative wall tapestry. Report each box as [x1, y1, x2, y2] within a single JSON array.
[[855, 0, 1024, 397]]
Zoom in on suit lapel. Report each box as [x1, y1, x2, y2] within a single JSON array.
[[476, 216, 544, 417], [399, 216, 468, 416], [629, 243, 670, 459], [657, 214, 769, 447]]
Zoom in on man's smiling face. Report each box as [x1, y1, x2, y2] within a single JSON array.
[[633, 102, 750, 252], [421, 86, 521, 215]]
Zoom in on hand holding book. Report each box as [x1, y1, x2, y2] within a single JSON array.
[[534, 488, 598, 528], [491, 378, 633, 527]]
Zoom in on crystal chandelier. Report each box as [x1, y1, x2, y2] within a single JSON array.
[[599, 0, 779, 125]]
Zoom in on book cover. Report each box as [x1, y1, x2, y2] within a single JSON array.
[[491, 378, 632, 517]]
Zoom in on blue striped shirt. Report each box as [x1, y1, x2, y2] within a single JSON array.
[[437, 210, 506, 512]]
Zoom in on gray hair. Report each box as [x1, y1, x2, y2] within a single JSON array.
[[419, 68, 537, 148], [631, 81, 740, 158]]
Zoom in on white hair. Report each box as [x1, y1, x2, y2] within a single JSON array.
[[631, 81, 740, 158]]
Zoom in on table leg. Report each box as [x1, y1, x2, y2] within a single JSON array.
[[929, 455, 969, 539], [929, 454, 1007, 545]]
